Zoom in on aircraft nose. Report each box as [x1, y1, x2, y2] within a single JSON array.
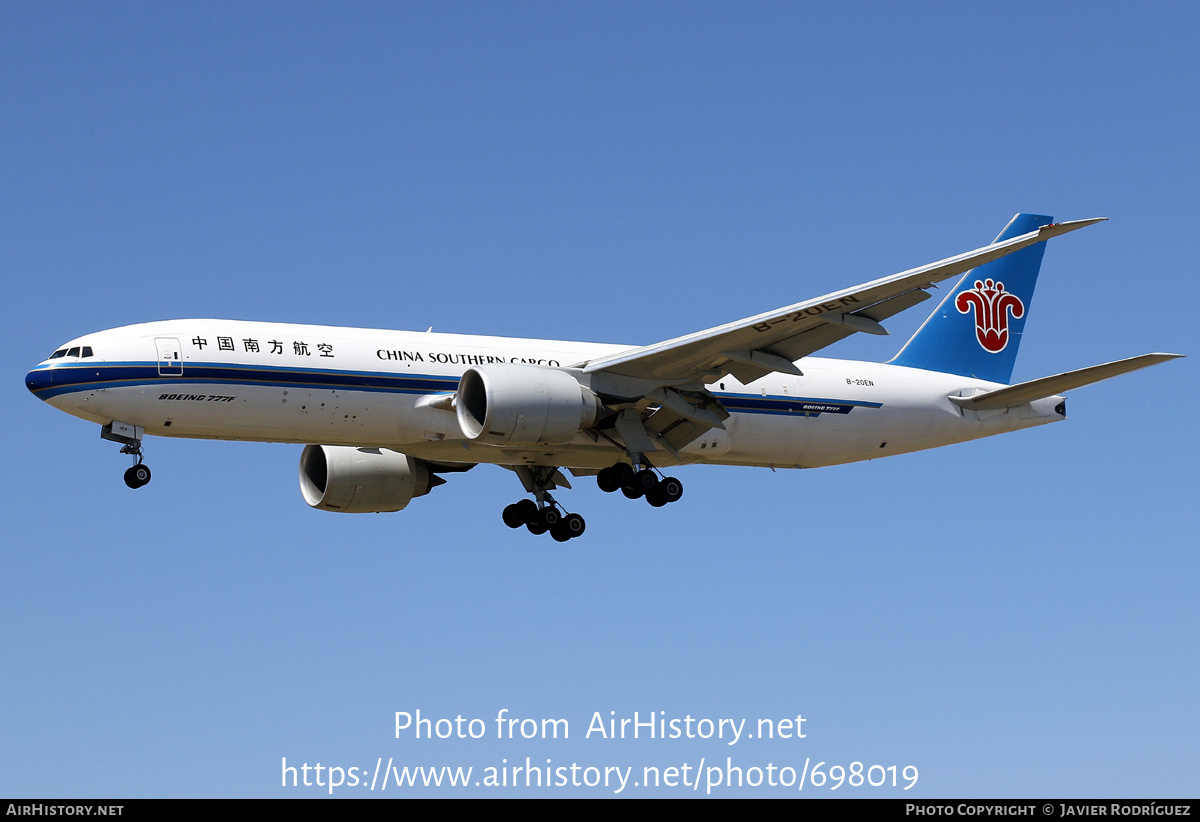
[[25, 366, 54, 398]]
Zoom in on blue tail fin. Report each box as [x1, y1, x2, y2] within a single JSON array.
[[889, 213, 1053, 384]]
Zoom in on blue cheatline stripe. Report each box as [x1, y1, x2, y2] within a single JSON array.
[[720, 393, 881, 416], [28, 361, 460, 400], [29, 361, 882, 417]]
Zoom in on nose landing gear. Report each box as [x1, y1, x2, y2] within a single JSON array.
[[102, 421, 152, 489]]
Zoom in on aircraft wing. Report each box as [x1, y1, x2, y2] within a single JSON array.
[[576, 218, 1104, 385]]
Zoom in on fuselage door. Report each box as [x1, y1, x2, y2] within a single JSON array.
[[155, 337, 183, 376]]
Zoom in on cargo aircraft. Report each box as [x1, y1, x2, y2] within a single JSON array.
[[26, 214, 1181, 541]]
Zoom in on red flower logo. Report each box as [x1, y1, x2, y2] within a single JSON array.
[[956, 278, 1025, 353]]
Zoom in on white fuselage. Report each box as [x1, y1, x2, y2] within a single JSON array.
[[27, 319, 1064, 471]]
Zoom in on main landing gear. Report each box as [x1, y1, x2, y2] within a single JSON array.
[[101, 421, 152, 489], [596, 461, 683, 508], [502, 464, 586, 542], [502, 497, 587, 542], [501, 458, 682, 541]]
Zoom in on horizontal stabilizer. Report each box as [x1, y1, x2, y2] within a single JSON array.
[[950, 354, 1183, 410]]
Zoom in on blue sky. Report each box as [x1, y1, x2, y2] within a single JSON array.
[[3, 2, 1196, 797]]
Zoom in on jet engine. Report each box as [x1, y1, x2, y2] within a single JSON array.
[[455, 363, 601, 446], [299, 445, 437, 513]]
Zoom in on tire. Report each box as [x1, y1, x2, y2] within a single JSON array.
[[502, 504, 525, 528], [611, 463, 634, 485], [659, 476, 683, 503], [634, 469, 658, 493], [514, 499, 537, 521], [124, 464, 151, 489], [538, 507, 562, 529], [597, 467, 620, 493], [503, 499, 536, 527], [562, 513, 586, 538]]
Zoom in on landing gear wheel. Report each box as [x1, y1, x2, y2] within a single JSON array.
[[622, 468, 657, 499], [611, 463, 634, 485], [645, 476, 682, 506], [123, 464, 151, 489], [561, 513, 585, 538], [550, 512, 586, 542], [538, 507, 562, 529], [527, 506, 561, 535], [658, 476, 683, 503], [503, 504, 522, 528], [503, 499, 537, 528], [633, 469, 658, 494], [597, 466, 621, 493]]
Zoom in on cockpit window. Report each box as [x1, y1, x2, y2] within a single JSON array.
[[48, 346, 95, 360]]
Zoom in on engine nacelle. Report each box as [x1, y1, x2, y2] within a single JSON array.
[[299, 445, 435, 513], [456, 363, 600, 446]]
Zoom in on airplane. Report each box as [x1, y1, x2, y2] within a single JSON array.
[[25, 214, 1182, 541]]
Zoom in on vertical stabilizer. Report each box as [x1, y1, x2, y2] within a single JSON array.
[[889, 213, 1053, 384]]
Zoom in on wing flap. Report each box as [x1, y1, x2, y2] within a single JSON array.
[[643, 406, 718, 457]]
